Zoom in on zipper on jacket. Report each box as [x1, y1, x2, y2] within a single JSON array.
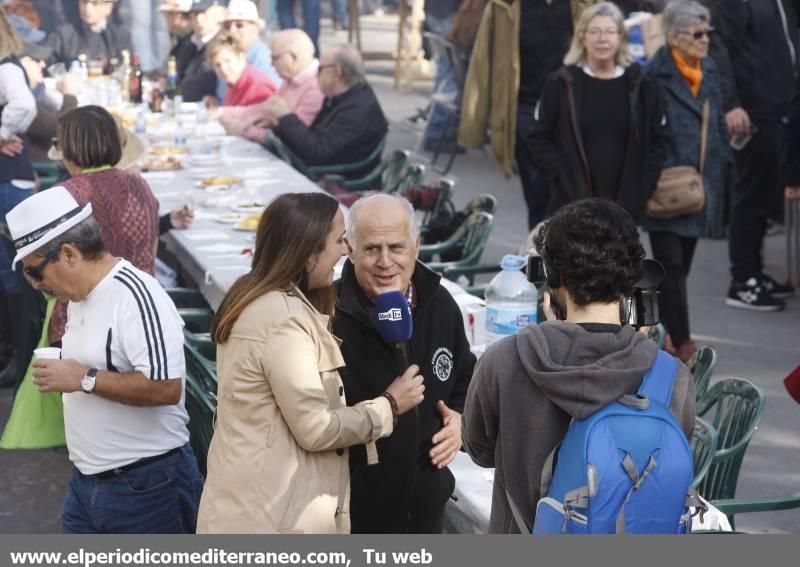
[[564, 76, 593, 196], [776, 0, 797, 69]]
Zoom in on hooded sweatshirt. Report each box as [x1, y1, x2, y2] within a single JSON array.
[[461, 321, 695, 534]]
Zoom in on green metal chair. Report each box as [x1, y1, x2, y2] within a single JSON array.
[[691, 416, 719, 490], [32, 161, 66, 190], [695, 378, 766, 503], [184, 340, 217, 395], [688, 345, 718, 400], [322, 149, 411, 194], [419, 212, 495, 285], [710, 493, 800, 528], [184, 371, 216, 477], [462, 193, 497, 216], [178, 307, 214, 334]]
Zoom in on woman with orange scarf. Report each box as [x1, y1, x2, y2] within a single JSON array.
[[643, 0, 731, 361]]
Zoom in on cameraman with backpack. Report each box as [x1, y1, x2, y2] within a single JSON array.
[[461, 198, 696, 534]]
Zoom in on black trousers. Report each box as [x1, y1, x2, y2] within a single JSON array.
[[516, 102, 551, 230], [728, 119, 787, 281], [650, 231, 698, 347]]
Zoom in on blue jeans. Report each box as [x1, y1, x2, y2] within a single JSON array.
[[61, 443, 204, 534], [332, 0, 348, 24], [278, 0, 321, 54], [423, 15, 459, 145], [119, 0, 169, 72], [0, 182, 33, 294]]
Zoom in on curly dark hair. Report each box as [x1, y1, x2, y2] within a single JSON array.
[[534, 199, 644, 306]]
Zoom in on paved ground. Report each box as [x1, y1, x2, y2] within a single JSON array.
[[1, 13, 799, 534]]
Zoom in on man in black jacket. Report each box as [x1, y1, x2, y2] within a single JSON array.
[[266, 44, 388, 179], [45, 0, 131, 66], [709, 0, 799, 311], [333, 194, 476, 533], [178, 0, 226, 102]]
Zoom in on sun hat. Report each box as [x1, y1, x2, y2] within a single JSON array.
[[223, 0, 265, 29], [159, 0, 193, 12], [5, 187, 93, 267]]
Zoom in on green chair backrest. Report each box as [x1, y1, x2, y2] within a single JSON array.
[[32, 161, 66, 191], [184, 329, 216, 363], [184, 344, 217, 477], [691, 416, 719, 489], [695, 378, 766, 501], [178, 307, 214, 335], [418, 178, 456, 229], [380, 150, 412, 193], [688, 345, 717, 400], [420, 211, 494, 269], [166, 288, 210, 309], [306, 134, 389, 178], [394, 163, 427, 195], [463, 193, 497, 216], [184, 342, 217, 395]]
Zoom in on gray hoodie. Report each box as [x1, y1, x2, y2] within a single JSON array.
[[461, 321, 695, 533]]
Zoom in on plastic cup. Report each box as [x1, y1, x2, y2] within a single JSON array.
[[34, 347, 62, 360]]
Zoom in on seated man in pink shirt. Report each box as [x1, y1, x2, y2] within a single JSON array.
[[219, 28, 323, 143], [207, 32, 277, 107]]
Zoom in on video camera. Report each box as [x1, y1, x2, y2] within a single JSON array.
[[526, 255, 665, 329]]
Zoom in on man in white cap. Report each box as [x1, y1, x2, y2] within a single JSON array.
[[179, 0, 227, 102], [5, 187, 204, 534], [216, 0, 281, 101], [159, 0, 194, 52]]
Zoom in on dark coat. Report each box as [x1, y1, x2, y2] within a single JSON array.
[[177, 39, 218, 103], [273, 83, 388, 179], [641, 47, 732, 238], [28, 94, 79, 162], [527, 64, 670, 220], [44, 20, 131, 65], [333, 260, 475, 533], [708, 0, 799, 119]]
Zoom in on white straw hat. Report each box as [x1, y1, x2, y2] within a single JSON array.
[[5, 187, 93, 266], [223, 0, 265, 29]]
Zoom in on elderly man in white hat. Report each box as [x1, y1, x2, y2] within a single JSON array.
[[4, 187, 204, 534], [160, 0, 194, 50], [215, 0, 281, 101]]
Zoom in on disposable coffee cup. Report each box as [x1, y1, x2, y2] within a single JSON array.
[[34, 347, 62, 360]]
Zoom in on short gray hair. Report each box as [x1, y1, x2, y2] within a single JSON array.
[[36, 217, 106, 260], [347, 193, 419, 250], [662, 0, 710, 38], [330, 44, 366, 87]]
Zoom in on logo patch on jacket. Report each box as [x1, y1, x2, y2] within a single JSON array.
[[431, 347, 454, 382]]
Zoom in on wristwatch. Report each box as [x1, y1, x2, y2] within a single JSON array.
[[80, 368, 98, 394]]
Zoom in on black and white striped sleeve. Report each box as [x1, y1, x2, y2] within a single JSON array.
[[115, 267, 185, 381]]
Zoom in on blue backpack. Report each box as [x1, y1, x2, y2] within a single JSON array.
[[510, 351, 701, 534]]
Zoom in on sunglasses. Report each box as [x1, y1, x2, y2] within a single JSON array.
[[224, 21, 249, 30], [680, 27, 715, 40], [24, 247, 61, 282]]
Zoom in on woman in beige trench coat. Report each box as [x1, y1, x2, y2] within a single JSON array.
[[196, 193, 425, 534]]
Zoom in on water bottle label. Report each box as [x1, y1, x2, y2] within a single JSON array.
[[486, 306, 537, 337]]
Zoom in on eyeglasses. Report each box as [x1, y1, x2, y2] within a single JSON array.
[[224, 21, 250, 30], [270, 50, 295, 62], [317, 64, 337, 75], [585, 27, 620, 38], [24, 247, 61, 282], [679, 27, 715, 40]]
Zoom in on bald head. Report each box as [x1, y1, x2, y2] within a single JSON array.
[[271, 28, 315, 79], [347, 194, 418, 250]]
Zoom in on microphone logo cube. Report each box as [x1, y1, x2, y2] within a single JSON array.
[[378, 308, 403, 322]]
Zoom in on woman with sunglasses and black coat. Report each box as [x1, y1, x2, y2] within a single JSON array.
[[641, 0, 731, 362]]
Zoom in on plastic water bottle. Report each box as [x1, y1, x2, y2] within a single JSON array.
[[485, 255, 538, 344], [175, 118, 187, 146], [134, 107, 146, 135]]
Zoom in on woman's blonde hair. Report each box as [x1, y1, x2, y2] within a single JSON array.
[[0, 11, 24, 59], [564, 2, 632, 68]]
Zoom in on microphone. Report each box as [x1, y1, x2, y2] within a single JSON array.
[[374, 290, 413, 370]]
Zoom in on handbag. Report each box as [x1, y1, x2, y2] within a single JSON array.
[[646, 99, 709, 219]]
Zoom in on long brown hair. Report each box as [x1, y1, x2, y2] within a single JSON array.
[[0, 11, 23, 59], [211, 193, 340, 343]]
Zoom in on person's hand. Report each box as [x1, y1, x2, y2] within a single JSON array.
[[58, 72, 81, 97], [384, 364, 425, 415], [264, 95, 291, 119], [0, 135, 24, 157], [725, 107, 751, 138], [429, 400, 462, 469], [219, 114, 245, 136], [203, 95, 219, 111], [170, 205, 194, 229], [31, 359, 87, 394], [20, 56, 44, 88], [786, 186, 800, 200]]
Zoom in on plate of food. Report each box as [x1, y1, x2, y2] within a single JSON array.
[[145, 156, 183, 171], [200, 175, 243, 188], [150, 145, 189, 156], [234, 213, 262, 231], [232, 201, 268, 213], [216, 212, 245, 224]]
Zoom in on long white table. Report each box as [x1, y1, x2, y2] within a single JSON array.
[[143, 118, 494, 534]]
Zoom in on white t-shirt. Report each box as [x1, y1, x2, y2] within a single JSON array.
[[62, 259, 190, 475]]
